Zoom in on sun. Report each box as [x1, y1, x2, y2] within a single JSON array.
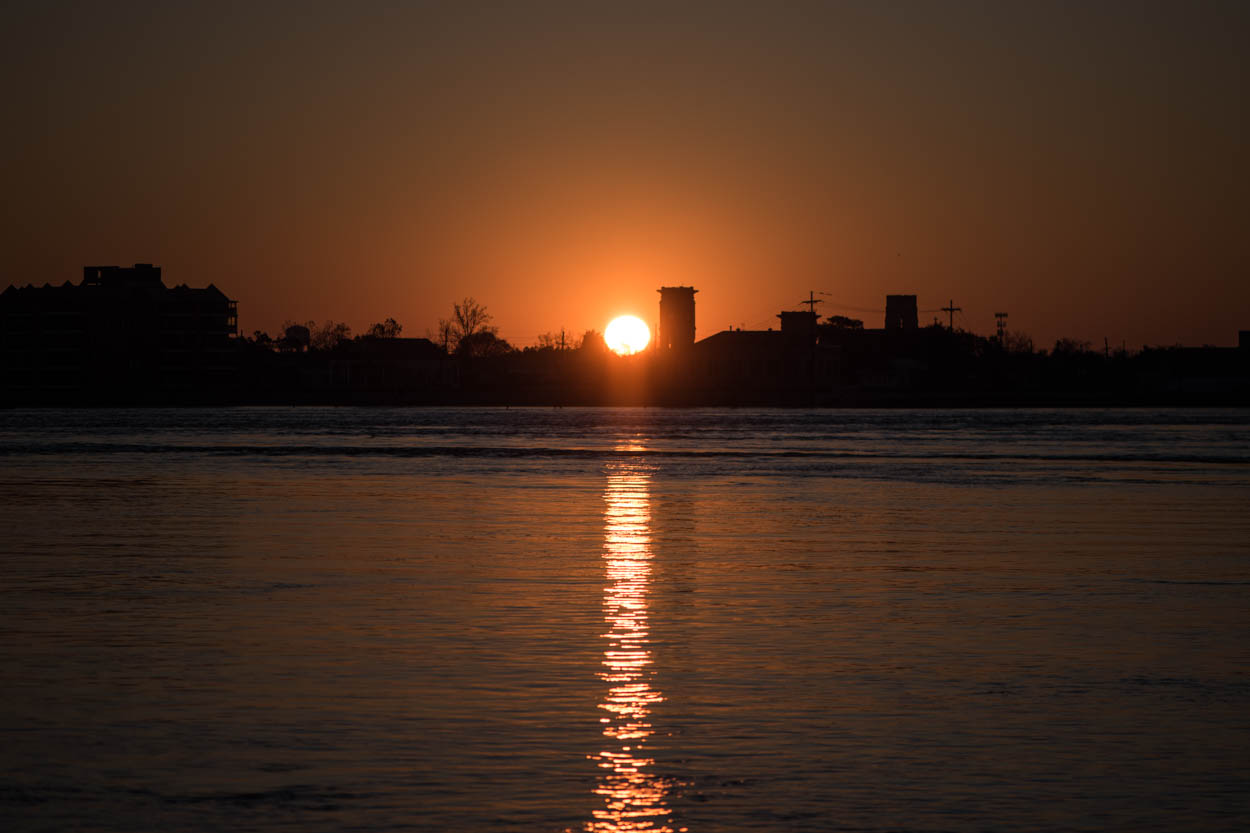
[[604, 315, 651, 356]]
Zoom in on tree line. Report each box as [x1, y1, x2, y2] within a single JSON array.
[[244, 298, 605, 357]]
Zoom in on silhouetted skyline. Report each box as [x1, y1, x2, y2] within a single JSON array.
[[3, 263, 1245, 407], [2, 2, 1246, 349]]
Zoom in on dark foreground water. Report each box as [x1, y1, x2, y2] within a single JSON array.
[[1, 408, 1248, 832]]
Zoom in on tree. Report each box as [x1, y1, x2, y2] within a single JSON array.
[[456, 330, 513, 358], [825, 315, 863, 329], [576, 329, 606, 352], [432, 318, 456, 354], [1004, 330, 1035, 355], [310, 320, 352, 351], [536, 329, 571, 350], [439, 297, 497, 354], [1052, 337, 1093, 356], [366, 317, 403, 338], [453, 297, 495, 340]]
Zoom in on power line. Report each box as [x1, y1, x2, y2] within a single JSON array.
[[823, 300, 885, 314]]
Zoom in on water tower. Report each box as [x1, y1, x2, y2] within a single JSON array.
[[656, 286, 697, 351]]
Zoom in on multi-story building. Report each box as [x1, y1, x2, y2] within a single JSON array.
[[0, 264, 238, 401]]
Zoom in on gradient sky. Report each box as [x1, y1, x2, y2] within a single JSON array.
[[2, 1, 1246, 349]]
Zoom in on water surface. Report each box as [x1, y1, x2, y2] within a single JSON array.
[[1, 408, 1248, 831]]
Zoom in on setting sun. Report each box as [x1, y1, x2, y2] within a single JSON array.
[[604, 315, 651, 356]]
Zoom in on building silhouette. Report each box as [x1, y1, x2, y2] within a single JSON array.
[[0, 264, 238, 402], [670, 295, 833, 405], [777, 309, 818, 342], [2, 267, 1244, 406], [884, 295, 919, 330], [657, 286, 697, 351], [328, 336, 457, 401]]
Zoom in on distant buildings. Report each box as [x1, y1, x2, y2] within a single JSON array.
[[1, 265, 1245, 406], [680, 303, 831, 405], [0, 264, 238, 402], [671, 288, 971, 403]]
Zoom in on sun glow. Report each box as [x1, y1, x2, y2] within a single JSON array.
[[605, 316, 651, 356]]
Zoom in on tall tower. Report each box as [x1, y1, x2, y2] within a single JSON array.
[[657, 286, 697, 350], [884, 295, 918, 330]]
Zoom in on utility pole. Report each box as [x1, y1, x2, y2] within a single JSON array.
[[800, 291, 824, 317], [995, 312, 1008, 344], [942, 299, 962, 330], [799, 291, 824, 406]]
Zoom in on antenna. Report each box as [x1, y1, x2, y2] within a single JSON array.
[[800, 291, 825, 317]]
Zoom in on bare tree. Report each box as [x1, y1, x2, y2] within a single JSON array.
[[366, 317, 403, 338], [1052, 337, 1093, 356], [439, 297, 497, 354], [433, 318, 455, 354], [310, 320, 352, 351], [1004, 330, 1034, 355], [535, 329, 570, 350], [453, 298, 495, 340]]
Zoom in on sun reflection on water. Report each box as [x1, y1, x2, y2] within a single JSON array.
[[586, 459, 677, 833]]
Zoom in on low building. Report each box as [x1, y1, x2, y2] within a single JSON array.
[[687, 327, 837, 404], [328, 336, 459, 401]]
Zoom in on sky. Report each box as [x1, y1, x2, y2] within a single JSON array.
[[2, 1, 1246, 349]]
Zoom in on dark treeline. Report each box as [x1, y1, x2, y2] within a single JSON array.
[[192, 316, 1250, 407], [2, 267, 1248, 407], [9, 313, 1249, 408]]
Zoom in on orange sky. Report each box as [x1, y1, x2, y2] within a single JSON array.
[[2, 2, 1246, 349]]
